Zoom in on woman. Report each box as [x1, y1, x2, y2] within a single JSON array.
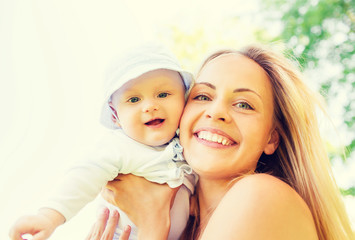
[[87, 45, 354, 240]]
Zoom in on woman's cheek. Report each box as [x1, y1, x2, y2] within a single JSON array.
[[179, 106, 194, 145]]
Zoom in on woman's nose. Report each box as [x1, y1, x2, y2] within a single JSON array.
[[205, 99, 231, 123]]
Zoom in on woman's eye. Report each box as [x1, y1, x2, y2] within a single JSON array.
[[235, 102, 253, 110], [158, 92, 169, 98], [128, 97, 140, 103], [193, 95, 211, 101]]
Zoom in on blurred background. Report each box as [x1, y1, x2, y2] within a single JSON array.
[[0, 0, 354, 239]]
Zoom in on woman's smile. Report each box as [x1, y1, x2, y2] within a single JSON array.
[[194, 128, 237, 147]]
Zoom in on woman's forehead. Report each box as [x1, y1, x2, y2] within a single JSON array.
[[197, 54, 269, 85], [201, 53, 257, 71]]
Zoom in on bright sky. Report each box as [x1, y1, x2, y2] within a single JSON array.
[[0, 0, 353, 239]]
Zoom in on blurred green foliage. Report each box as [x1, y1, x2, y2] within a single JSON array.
[[340, 187, 355, 196], [263, 0, 354, 195], [264, 0, 354, 154]]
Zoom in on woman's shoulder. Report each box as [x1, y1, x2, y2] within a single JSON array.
[[230, 173, 298, 198], [227, 173, 314, 219], [202, 174, 318, 239]]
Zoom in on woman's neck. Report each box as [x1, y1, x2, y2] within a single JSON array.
[[197, 177, 231, 231]]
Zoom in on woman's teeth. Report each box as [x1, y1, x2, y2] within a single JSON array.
[[197, 131, 234, 146]]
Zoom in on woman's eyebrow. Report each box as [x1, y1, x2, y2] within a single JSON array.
[[195, 82, 216, 89], [233, 88, 262, 99], [196, 82, 262, 99]]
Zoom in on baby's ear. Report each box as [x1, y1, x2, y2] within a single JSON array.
[[264, 129, 279, 155], [108, 102, 121, 127]]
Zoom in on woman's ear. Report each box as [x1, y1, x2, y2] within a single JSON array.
[[108, 102, 121, 127], [264, 129, 279, 155]]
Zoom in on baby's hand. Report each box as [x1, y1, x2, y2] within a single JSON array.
[[9, 209, 65, 240]]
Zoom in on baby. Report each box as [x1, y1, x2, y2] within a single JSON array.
[[10, 43, 196, 240]]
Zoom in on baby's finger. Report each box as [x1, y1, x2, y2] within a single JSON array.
[[32, 231, 48, 240], [8, 231, 23, 240]]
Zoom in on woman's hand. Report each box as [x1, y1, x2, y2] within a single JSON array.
[[85, 207, 131, 240], [102, 174, 180, 240]]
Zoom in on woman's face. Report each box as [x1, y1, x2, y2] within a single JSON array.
[[180, 53, 279, 180]]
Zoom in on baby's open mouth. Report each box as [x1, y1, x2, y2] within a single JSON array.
[[145, 118, 165, 126]]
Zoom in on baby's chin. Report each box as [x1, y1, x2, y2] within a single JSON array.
[[143, 134, 177, 147]]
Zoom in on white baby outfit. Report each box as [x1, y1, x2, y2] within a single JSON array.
[[44, 129, 195, 239]]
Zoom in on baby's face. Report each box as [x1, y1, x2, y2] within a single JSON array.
[[112, 69, 186, 146]]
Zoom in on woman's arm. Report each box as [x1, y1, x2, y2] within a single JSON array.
[[201, 174, 318, 240]]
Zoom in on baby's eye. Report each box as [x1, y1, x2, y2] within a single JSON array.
[[235, 102, 253, 110], [158, 92, 169, 98], [128, 97, 140, 103], [193, 95, 211, 101]]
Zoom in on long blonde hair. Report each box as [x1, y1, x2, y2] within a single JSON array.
[[183, 45, 353, 240]]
